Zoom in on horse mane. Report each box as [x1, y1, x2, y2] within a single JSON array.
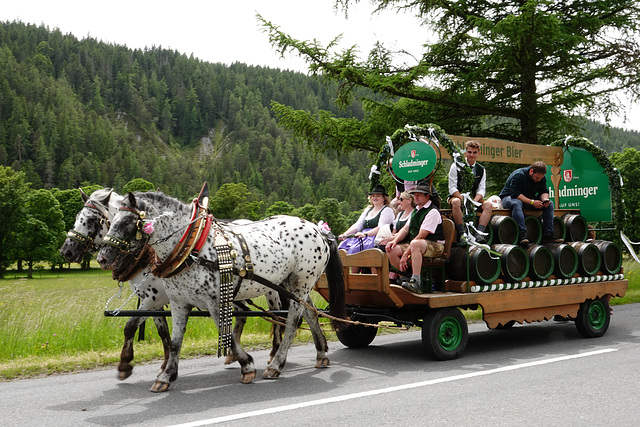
[[133, 191, 190, 215], [89, 188, 113, 199]]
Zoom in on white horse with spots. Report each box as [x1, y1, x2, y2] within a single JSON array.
[[59, 189, 286, 380], [97, 190, 346, 392]]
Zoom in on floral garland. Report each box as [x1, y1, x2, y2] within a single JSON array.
[[372, 123, 475, 221], [550, 136, 624, 230]]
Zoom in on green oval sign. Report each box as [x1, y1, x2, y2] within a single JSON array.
[[392, 141, 437, 181]]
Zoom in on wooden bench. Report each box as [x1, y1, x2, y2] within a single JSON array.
[[316, 218, 457, 304]]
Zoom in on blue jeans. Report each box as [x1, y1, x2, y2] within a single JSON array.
[[501, 196, 555, 238]]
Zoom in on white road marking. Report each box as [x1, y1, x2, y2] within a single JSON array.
[[167, 348, 617, 427]]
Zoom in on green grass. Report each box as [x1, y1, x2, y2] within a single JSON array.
[[0, 264, 337, 380], [1, 257, 638, 380]]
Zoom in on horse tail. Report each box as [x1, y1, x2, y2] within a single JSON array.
[[325, 238, 347, 330]]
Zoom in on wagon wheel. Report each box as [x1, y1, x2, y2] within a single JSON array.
[[422, 307, 468, 360], [575, 297, 610, 338], [336, 323, 378, 348]]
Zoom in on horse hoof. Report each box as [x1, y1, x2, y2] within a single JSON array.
[[262, 368, 280, 379], [118, 370, 133, 380], [315, 357, 330, 368], [224, 354, 238, 365], [241, 371, 256, 384], [150, 381, 171, 393]]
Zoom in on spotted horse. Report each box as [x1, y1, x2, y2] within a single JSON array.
[[97, 185, 347, 392], [59, 188, 287, 381]]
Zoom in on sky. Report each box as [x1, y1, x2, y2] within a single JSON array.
[[3, 0, 638, 131]]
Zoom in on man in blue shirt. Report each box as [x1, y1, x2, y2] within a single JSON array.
[[499, 161, 563, 245]]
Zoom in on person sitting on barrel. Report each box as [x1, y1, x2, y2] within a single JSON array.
[[447, 140, 493, 244], [385, 183, 445, 294], [499, 161, 563, 245]]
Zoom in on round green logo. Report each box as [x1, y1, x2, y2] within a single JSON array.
[[392, 141, 437, 181]]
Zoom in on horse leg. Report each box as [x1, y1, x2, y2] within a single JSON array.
[[229, 335, 256, 384], [152, 316, 171, 375], [302, 296, 330, 368], [224, 317, 245, 365], [267, 291, 284, 364], [150, 305, 190, 393], [262, 300, 304, 379], [118, 316, 148, 380]]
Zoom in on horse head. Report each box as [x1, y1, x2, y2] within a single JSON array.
[[97, 192, 149, 270], [60, 188, 116, 263]]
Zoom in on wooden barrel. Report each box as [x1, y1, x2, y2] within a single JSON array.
[[591, 240, 622, 274], [523, 244, 554, 281], [525, 215, 542, 244], [542, 243, 578, 279], [490, 215, 519, 245], [552, 216, 566, 241], [491, 244, 529, 282], [563, 214, 588, 242], [568, 241, 601, 276], [448, 246, 501, 285]]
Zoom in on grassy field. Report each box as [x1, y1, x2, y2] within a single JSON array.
[[1, 258, 638, 381]]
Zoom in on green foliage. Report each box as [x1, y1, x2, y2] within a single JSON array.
[[611, 148, 640, 241], [210, 183, 252, 220], [261, 1, 640, 147], [290, 203, 317, 222], [122, 178, 156, 193], [0, 167, 29, 276], [9, 189, 65, 278], [0, 21, 371, 210], [50, 188, 83, 231], [265, 201, 295, 217], [314, 198, 348, 234]]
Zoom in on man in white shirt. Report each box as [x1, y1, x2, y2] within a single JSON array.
[[447, 140, 493, 244]]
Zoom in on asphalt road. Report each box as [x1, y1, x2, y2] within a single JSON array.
[[2, 303, 639, 427]]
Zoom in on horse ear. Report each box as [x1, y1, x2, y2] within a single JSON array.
[[80, 188, 89, 203], [99, 190, 112, 207], [127, 192, 137, 208]]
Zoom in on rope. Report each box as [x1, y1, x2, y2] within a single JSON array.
[[104, 272, 149, 315]]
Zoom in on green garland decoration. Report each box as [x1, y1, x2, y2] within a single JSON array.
[[550, 136, 624, 230], [373, 123, 476, 222]]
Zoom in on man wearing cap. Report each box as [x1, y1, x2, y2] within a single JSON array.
[[499, 161, 563, 245], [385, 183, 445, 294], [448, 140, 493, 244]]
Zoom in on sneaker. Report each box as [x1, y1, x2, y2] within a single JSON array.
[[519, 237, 529, 245], [542, 235, 563, 243], [473, 231, 487, 244], [400, 278, 422, 294]]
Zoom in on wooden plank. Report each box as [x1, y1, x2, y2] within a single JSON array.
[[483, 304, 580, 329], [444, 135, 564, 166], [425, 280, 627, 310]]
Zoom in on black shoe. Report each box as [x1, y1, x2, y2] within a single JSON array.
[[473, 232, 487, 244], [400, 278, 422, 294], [542, 235, 563, 243]]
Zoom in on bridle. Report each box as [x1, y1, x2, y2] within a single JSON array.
[[65, 201, 111, 253], [103, 205, 149, 255]]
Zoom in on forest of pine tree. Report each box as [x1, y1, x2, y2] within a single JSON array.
[[1, 21, 638, 211]]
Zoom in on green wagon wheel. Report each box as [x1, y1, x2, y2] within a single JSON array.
[[422, 307, 468, 360], [575, 297, 610, 338]]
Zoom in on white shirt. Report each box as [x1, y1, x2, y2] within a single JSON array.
[[448, 159, 486, 198]]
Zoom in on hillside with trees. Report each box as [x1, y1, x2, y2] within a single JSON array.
[[1, 19, 640, 276], [0, 20, 376, 208]]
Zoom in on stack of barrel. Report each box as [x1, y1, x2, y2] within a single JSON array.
[[447, 213, 622, 286]]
